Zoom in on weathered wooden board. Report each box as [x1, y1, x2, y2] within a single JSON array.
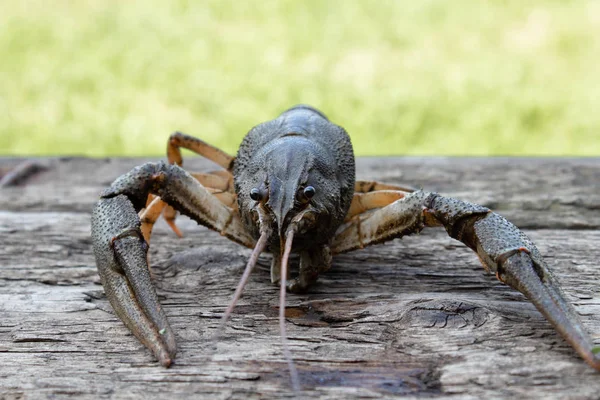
[[1, 157, 599, 399]]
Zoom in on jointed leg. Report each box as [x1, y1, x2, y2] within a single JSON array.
[[92, 162, 254, 366], [346, 190, 407, 221], [190, 172, 237, 209], [355, 180, 417, 194], [333, 191, 429, 252], [161, 170, 237, 235], [140, 196, 170, 243], [190, 171, 233, 193], [164, 132, 236, 235], [167, 131, 235, 171], [345, 179, 415, 222], [103, 162, 253, 247], [139, 174, 237, 244], [332, 190, 600, 370]]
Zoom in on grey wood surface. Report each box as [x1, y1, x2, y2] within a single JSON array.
[[1, 156, 599, 399]]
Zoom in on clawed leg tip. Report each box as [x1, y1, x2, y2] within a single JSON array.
[[171, 229, 184, 238], [164, 218, 184, 238], [160, 357, 173, 368], [157, 340, 177, 367]]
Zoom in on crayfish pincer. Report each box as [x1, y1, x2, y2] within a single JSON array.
[[91, 105, 600, 389]]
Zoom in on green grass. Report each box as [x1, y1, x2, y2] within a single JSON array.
[[1, 1, 599, 156]]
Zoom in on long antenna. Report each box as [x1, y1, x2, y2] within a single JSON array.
[[213, 231, 269, 339], [280, 228, 301, 392]]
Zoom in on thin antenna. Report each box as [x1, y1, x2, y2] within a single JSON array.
[[280, 228, 301, 392], [214, 231, 270, 338]]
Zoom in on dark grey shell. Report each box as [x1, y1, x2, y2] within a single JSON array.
[[233, 105, 355, 247]]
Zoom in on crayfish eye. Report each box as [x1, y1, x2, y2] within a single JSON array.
[[250, 188, 263, 201], [297, 185, 316, 203], [303, 186, 316, 199]]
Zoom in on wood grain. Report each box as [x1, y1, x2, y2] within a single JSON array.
[[1, 157, 599, 399]]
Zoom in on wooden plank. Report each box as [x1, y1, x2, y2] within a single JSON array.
[[1, 157, 599, 399]]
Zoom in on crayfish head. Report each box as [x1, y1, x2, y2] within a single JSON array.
[[244, 135, 342, 252]]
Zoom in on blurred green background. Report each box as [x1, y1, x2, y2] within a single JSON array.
[[1, 0, 599, 157]]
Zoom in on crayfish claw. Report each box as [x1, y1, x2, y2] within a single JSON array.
[[498, 249, 600, 370], [164, 217, 184, 238], [449, 203, 600, 371], [92, 195, 177, 365]]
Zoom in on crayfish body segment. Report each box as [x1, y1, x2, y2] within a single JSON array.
[[91, 105, 600, 389]]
